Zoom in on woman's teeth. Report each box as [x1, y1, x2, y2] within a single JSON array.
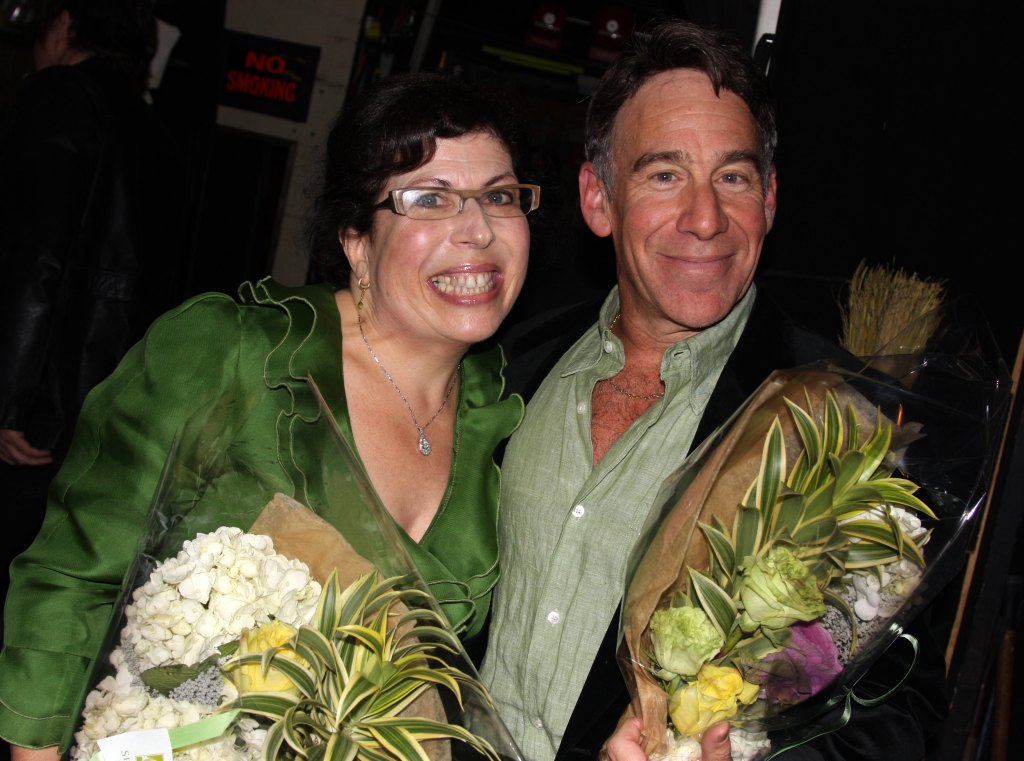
[[432, 272, 495, 295]]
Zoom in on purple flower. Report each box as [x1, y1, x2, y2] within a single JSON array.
[[757, 622, 843, 705]]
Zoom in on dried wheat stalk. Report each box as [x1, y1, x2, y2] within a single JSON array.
[[839, 260, 946, 357]]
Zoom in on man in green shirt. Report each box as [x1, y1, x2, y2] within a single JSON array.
[[481, 17, 949, 761]]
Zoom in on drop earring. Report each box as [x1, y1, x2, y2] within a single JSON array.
[[356, 276, 369, 310]]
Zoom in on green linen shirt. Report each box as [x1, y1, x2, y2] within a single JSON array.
[[480, 286, 754, 761], [0, 277, 523, 752]]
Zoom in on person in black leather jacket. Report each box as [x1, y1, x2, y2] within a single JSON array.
[[0, 0, 187, 635]]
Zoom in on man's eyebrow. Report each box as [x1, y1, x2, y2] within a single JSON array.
[[718, 149, 761, 167], [631, 149, 760, 175], [632, 151, 688, 174]]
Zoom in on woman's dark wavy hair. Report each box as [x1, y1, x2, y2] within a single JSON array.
[[585, 18, 777, 194], [306, 72, 532, 287], [35, 0, 156, 90]]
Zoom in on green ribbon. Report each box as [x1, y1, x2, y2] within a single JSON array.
[[763, 632, 919, 759], [88, 709, 240, 761]]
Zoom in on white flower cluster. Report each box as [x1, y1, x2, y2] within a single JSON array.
[[124, 526, 322, 670], [841, 505, 928, 623], [651, 726, 771, 761], [71, 648, 260, 761], [71, 527, 322, 761]]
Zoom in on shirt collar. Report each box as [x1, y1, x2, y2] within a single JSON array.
[[558, 284, 757, 412]]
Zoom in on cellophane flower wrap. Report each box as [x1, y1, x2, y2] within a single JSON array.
[[618, 299, 1011, 760], [70, 376, 525, 761]]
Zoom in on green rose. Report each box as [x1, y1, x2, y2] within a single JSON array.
[[738, 546, 825, 632], [650, 605, 724, 679]]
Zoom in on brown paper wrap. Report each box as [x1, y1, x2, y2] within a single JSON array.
[[249, 492, 375, 587], [622, 369, 903, 755], [251, 493, 451, 759]]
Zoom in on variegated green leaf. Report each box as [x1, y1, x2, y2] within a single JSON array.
[[800, 481, 836, 521], [870, 483, 937, 518], [844, 542, 906, 569], [822, 391, 843, 457], [364, 724, 430, 761], [295, 626, 343, 675], [784, 400, 819, 492], [787, 451, 811, 493], [843, 400, 860, 452], [791, 514, 838, 546], [261, 718, 289, 760], [858, 420, 891, 476], [732, 630, 785, 661], [701, 522, 737, 580], [734, 505, 763, 567], [821, 589, 859, 655], [770, 492, 804, 540], [366, 716, 500, 760], [841, 518, 904, 548], [832, 451, 871, 499], [755, 418, 786, 521], [219, 690, 298, 719], [338, 624, 390, 657], [688, 568, 739, 638], [323, 730, 360, 761]]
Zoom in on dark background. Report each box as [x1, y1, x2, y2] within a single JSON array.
[[342, 0, 1020, 368], [0, 2, 1020, 759], [3, 1, 1015, 361]]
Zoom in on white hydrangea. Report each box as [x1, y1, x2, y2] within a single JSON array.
[[122, 526, 322, 670], [72, 527, 323, 760], [70, 647, 257, 761], [840, 504, 928, 622], [650, 726, 771, 761]]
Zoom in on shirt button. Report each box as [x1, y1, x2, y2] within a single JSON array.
[[603, 340, 614, 353], [533, 718, 544, 729], [571, 504, 585, 518], [546, 610, 561, 625], [576, 401, 587, 415]]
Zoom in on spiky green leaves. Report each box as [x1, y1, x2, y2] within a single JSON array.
[[219, 570, 499, 761], [651, 387, 933, 681]]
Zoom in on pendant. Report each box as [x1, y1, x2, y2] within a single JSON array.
[[418, 426, 431, 456]]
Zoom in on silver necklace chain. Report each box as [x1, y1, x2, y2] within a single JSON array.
[[606, 313, 665, 401], [358, 316, 459, 456]]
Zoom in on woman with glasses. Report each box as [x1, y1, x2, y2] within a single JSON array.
[[1, 72, 537, 761]]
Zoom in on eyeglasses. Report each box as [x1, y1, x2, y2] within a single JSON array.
[[373, 184, 541, 220]]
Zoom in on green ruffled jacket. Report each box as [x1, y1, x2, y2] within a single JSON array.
[[0, 278, 523, 751]]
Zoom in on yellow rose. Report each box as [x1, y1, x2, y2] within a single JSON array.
[[228, 620, 307, 696], [668, 664, 760, 737]]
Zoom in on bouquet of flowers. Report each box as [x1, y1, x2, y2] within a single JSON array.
[[69, 377, 523, 761], [618, 300, 1011, 760]]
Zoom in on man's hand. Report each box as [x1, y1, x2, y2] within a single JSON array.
[[0, 429, 52, 466], [11, 744, 61, 761], [603, 719, 733, 760], [603, 717, 647, 761], [699, 721, 733, 761]]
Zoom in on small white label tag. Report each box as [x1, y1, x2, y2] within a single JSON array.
[[96, 728, 174, 761]]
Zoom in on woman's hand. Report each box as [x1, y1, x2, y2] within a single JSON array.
[[11, 744, 61, 761], [602, 719, 733, 761]]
